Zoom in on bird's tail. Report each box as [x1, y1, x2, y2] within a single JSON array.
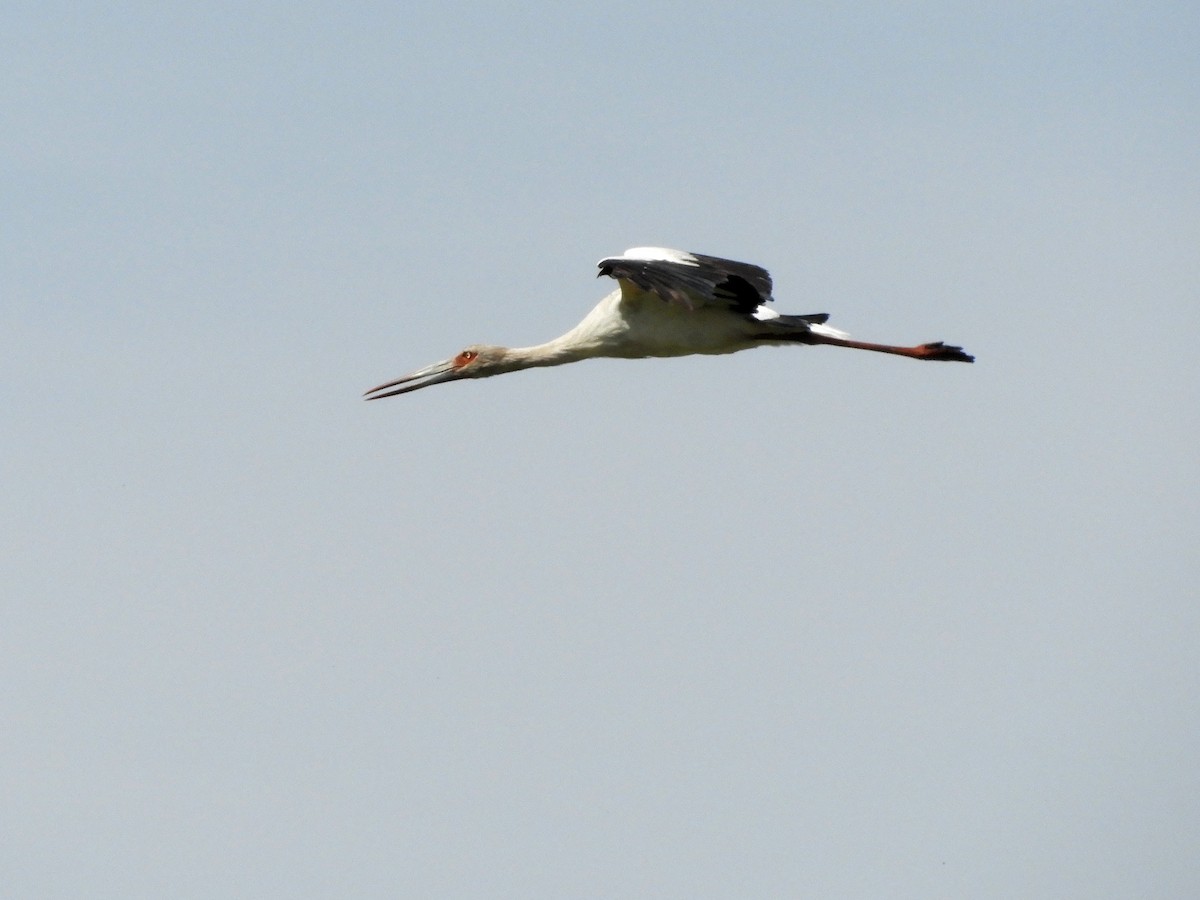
[[772, 313, 851, 339]]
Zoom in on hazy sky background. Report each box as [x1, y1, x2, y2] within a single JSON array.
[[5, 3, 1197, 897]]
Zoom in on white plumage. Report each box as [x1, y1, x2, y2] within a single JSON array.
[[364, 247, 972, 399]]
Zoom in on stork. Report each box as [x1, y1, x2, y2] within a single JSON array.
[[364, 247, 973, 399]]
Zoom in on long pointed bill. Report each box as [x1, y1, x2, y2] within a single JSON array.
[[363, 359, 464, 400]]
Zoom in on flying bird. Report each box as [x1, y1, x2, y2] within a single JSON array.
[[364, 247, 972, 399]]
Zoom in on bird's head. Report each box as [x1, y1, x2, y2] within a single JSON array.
[[363, 344, 511, 399]]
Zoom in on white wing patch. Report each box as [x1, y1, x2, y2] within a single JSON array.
[[618, 247, 699, 266], [752, 305, 781, 320]]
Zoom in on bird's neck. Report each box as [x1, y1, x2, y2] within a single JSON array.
[[498, 293, 625, 371], [500, 335, 593, 371]]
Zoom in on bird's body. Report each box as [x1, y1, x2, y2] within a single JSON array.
[[365, 247, 972, 399], [509, 288, 763, 362]]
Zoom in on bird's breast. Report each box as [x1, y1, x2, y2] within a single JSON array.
[[616, 300, 754, 358]]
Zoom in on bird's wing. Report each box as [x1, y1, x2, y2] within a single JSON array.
[[596, 247, 773, 314]]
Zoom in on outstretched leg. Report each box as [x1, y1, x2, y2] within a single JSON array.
[[806, 334, 974, 362], [753, 322, 974, 362]]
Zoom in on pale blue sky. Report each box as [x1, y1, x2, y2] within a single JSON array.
[[4, 3, 1198, 897]]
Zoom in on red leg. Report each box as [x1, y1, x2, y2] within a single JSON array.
[[808, 334, 974, 363]]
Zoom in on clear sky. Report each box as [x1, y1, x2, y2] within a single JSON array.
[[5, 3, 1198, 897]]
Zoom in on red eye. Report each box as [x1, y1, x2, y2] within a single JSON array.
[[455, 350, 477, 367]]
